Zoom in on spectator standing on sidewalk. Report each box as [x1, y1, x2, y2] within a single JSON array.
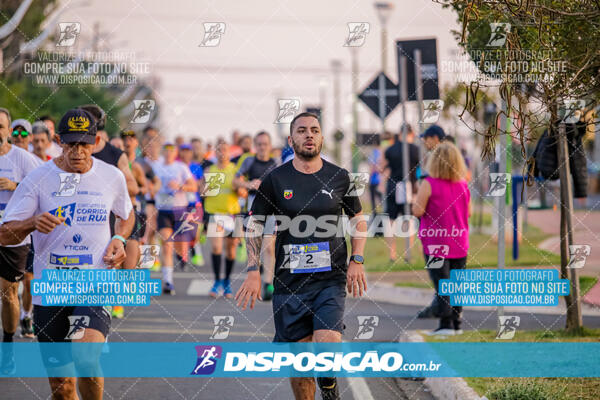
[[412, 141, 470, 336]]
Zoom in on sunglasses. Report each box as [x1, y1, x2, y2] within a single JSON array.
[[164, 145, 176, 150], [12, 129, 29, 137], [121, 130, 136, 138]]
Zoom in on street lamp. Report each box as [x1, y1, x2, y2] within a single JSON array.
[[374, 2, 394, 74]]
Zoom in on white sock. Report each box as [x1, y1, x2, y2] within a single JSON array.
[[162, 266, 174, 284]]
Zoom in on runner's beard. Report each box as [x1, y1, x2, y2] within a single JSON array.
[[291, 139, 322, 160]]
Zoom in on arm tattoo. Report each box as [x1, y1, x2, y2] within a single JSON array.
[[246, 215, 265, 268]]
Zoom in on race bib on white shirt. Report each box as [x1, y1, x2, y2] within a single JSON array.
[[284, 242, 332, 274]]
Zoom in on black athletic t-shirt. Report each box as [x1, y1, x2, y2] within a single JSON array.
[[251, 159, 362, 295], [93, 142, 123, 167], [384, 140, 419, 184], [236, 156, 278, 196]]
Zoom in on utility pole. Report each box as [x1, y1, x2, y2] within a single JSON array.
[[350, 47, 360, 172], [331, 59, 342, 164], [399, 54, 411, 262], [374, 2, 394, 132]]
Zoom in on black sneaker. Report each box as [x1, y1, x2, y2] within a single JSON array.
[[20, 317, 35, 338], [318, 377, 340, 400]]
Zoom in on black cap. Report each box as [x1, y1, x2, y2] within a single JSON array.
[[420, 124, 445, 140], [57, 109, 97, 144]]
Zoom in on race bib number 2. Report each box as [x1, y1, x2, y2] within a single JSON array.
[[285, 242, 332, 274]]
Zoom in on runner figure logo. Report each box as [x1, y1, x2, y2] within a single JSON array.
[[56, 173, 81, 197], [139, 245, 160, 268], [203, 173, 225, 197], [169, 211, 201, 241], [283, 189, 293, 200], [425, 245, 449, 269], [49, 203, 76, 226], [65, 316, 90, 340], [274, 99, 300, 124], [486, 23, 511, 47], [130, 100, 156, 124], [281, 244, 293, 270], [344, 22, 370, 47], [56, 23, 81, 47], [199, 22, 226, 47], [567, 245, 591, 269], [191, 345, 222, 375], [210, 316, 234, 340], [496, 316, 520, 340], [346, 173, 369, 197], [354, 316, 379, 339], [562, 99, 585, 124], [420, 100, 444, 124], [486, 173, 511, 197]]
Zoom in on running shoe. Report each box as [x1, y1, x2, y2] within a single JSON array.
[[317, 377, 340, 400], [222, 279, 233, 299], [0, 343, 15, 375], [209, 280, 222, 298], [20, 317, 35, 338], [163, 282, 176, 296], [191, 252, 205, 267], [262, 283, 274, 301], [111, 306, 124, 319], [151, 259, 161, 272]]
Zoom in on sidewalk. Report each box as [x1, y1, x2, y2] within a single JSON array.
[[528, 208, 600, 305], [530, 208, 600, 273]]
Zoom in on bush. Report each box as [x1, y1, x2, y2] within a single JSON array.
[[488, 380, 565, 400]]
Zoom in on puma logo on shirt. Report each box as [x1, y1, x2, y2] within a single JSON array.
[[320, 189, 333, 199]]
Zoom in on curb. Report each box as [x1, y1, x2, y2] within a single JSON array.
[[397, 331, 482, 400]]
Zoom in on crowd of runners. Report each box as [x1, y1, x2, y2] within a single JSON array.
[[0, 103, 470, 400]]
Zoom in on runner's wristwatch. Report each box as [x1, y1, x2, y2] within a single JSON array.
[[349, 255, 364, 264]]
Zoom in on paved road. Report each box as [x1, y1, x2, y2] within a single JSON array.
[[3, 271, 600, 399]]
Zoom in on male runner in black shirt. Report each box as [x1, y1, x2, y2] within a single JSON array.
[[236, 112, 367, 400]]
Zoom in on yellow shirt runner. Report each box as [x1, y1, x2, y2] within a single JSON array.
[[204, 162, 241, 215]]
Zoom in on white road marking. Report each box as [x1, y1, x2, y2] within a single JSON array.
[[346, 376, 375, 400], [186, 279, 214, 295]]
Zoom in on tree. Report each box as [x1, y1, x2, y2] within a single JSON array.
[[437, 0, 600, 331], [0, 2, 140, 135]]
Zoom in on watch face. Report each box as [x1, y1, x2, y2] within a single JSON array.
[[352, 255, 364, 263]]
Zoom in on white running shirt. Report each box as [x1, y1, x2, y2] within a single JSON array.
[[2, 158, 132, 305], [0, 145, 43, 246], [153, 160, 193, 210]]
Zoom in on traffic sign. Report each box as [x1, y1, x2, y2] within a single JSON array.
[[396, 38, 439, 101], [358, 72, 399, 121]]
